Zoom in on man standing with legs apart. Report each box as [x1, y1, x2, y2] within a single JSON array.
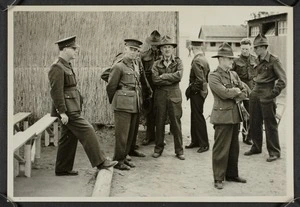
[[107, 39, 144, 170], [244, 34, 286, 162], [49, 36, 117, 176], [185, 40, 210, 153], [208, 42, 247, 189], [141, 30, 162, 145], [151, 36, 185, 160], [232, 38, 256, 145]]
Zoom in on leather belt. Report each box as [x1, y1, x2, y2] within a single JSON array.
[[117, 86, 136, 91]]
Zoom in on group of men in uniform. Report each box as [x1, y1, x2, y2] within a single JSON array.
[[48, 32, 286, 190]]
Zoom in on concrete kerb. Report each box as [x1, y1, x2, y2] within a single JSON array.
[[92, 167, 114, 197]]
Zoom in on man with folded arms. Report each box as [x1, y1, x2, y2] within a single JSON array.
[[151, 36, 185, 160], [208, 42, 247, 189]]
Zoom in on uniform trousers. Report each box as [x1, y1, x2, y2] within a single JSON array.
[[213, 124, 240, 181], [113, 111, 139, 162], [145, 96, 156, 142], [154, 88, 183, 155], [190, 93, 209, 147], [249, 84, 280, 157], [55, 113, 106, 173]]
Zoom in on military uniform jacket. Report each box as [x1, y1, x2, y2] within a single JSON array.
[[232, 54, 256, 89], [106, 57, 142, 113], [189, 53, 210, 98], [48, 57, 82, 117], [253, 51, 286, 96], [208, 67, 247, 125], [152, 56, 183, 89], [141, 48, 161, 88]]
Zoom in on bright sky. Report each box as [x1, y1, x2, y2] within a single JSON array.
[[179, 6, 290, 38]]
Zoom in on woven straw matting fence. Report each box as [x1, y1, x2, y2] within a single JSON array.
[[14, 11, 178, 124]]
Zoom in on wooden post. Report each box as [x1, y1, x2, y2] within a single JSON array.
[[45, 130, 50, 146], [24, 142, 32, 177], [92, 168, 114, 197], [53, 122, 59, 146], [35, 134, 41, 159], [24, 120, 29, 130], [14, 151, 19, 177]]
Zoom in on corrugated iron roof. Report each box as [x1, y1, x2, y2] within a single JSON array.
[[200, 25, 247, 38]]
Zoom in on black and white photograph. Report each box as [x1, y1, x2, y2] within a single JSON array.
[[7, 6, 293, 202]]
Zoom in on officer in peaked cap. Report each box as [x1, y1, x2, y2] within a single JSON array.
[[140, 30, 162, 146], [124, 39, 143, 49], [48, 35, 117, 176], [55, 35, 80, 50], [208, 42, 247, 189], [151, 35, 185, 161], [244, 34, 286, 162], [185, 39, 210, 154], [232, 38, 256, 145], [107, 38, 147, 171]]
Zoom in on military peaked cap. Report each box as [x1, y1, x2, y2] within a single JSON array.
[[55, 35, 79, 50], [124, 39, 143, 49]]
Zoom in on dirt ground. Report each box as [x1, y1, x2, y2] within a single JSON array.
[[13, 41, 291, 200], [13, 95, 288, 199]]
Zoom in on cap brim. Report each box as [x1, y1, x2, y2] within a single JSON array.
[[211, 55, 236, 58], [128, 45, 141, 50], [254, 43, 269, 47], [158, 43, 177, 48], [146, 37, 161, 45]]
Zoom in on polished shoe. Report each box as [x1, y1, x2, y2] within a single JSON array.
[[114, 162, 130, 170], [152, 152, 161, 158], [129, 150, 146, 157], [243, 139, 252, 145], [244, 150, 261, 156], [134, 145, 139, 150], [185, 143, 199, 149], [266, 155, 280, 162], [124, 159, 136, 168], [197, 146, 209, 153], [176, 154, 185, 160], [126, 155, 132, 161], [55, 170, 78, 176], [214, 181, 223, 190], [225, 176, 247, 183], [97, 160, 118, 170]]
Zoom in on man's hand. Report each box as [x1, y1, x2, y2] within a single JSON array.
[[60, 113, 69, 125], [231, 87, 242, 94]]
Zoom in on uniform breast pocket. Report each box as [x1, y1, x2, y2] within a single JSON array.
[[123, 72, 136, 84], [64, 73, 77, 87], [64, 91, 81, 112], [115, 90, 136, 111]]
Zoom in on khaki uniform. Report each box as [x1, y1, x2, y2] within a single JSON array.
[[232, 54, 256, 141], [106, 57, 142, 162], [249, 52, 286, 157], [188, 53, 210, 148], [208, 67, 247, 181], [48, 57, 106, 173], [141, 48, 161, 142], [151, 56, 184, 155]]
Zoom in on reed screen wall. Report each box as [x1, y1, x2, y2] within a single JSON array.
[[14, 11, 178, 124]]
